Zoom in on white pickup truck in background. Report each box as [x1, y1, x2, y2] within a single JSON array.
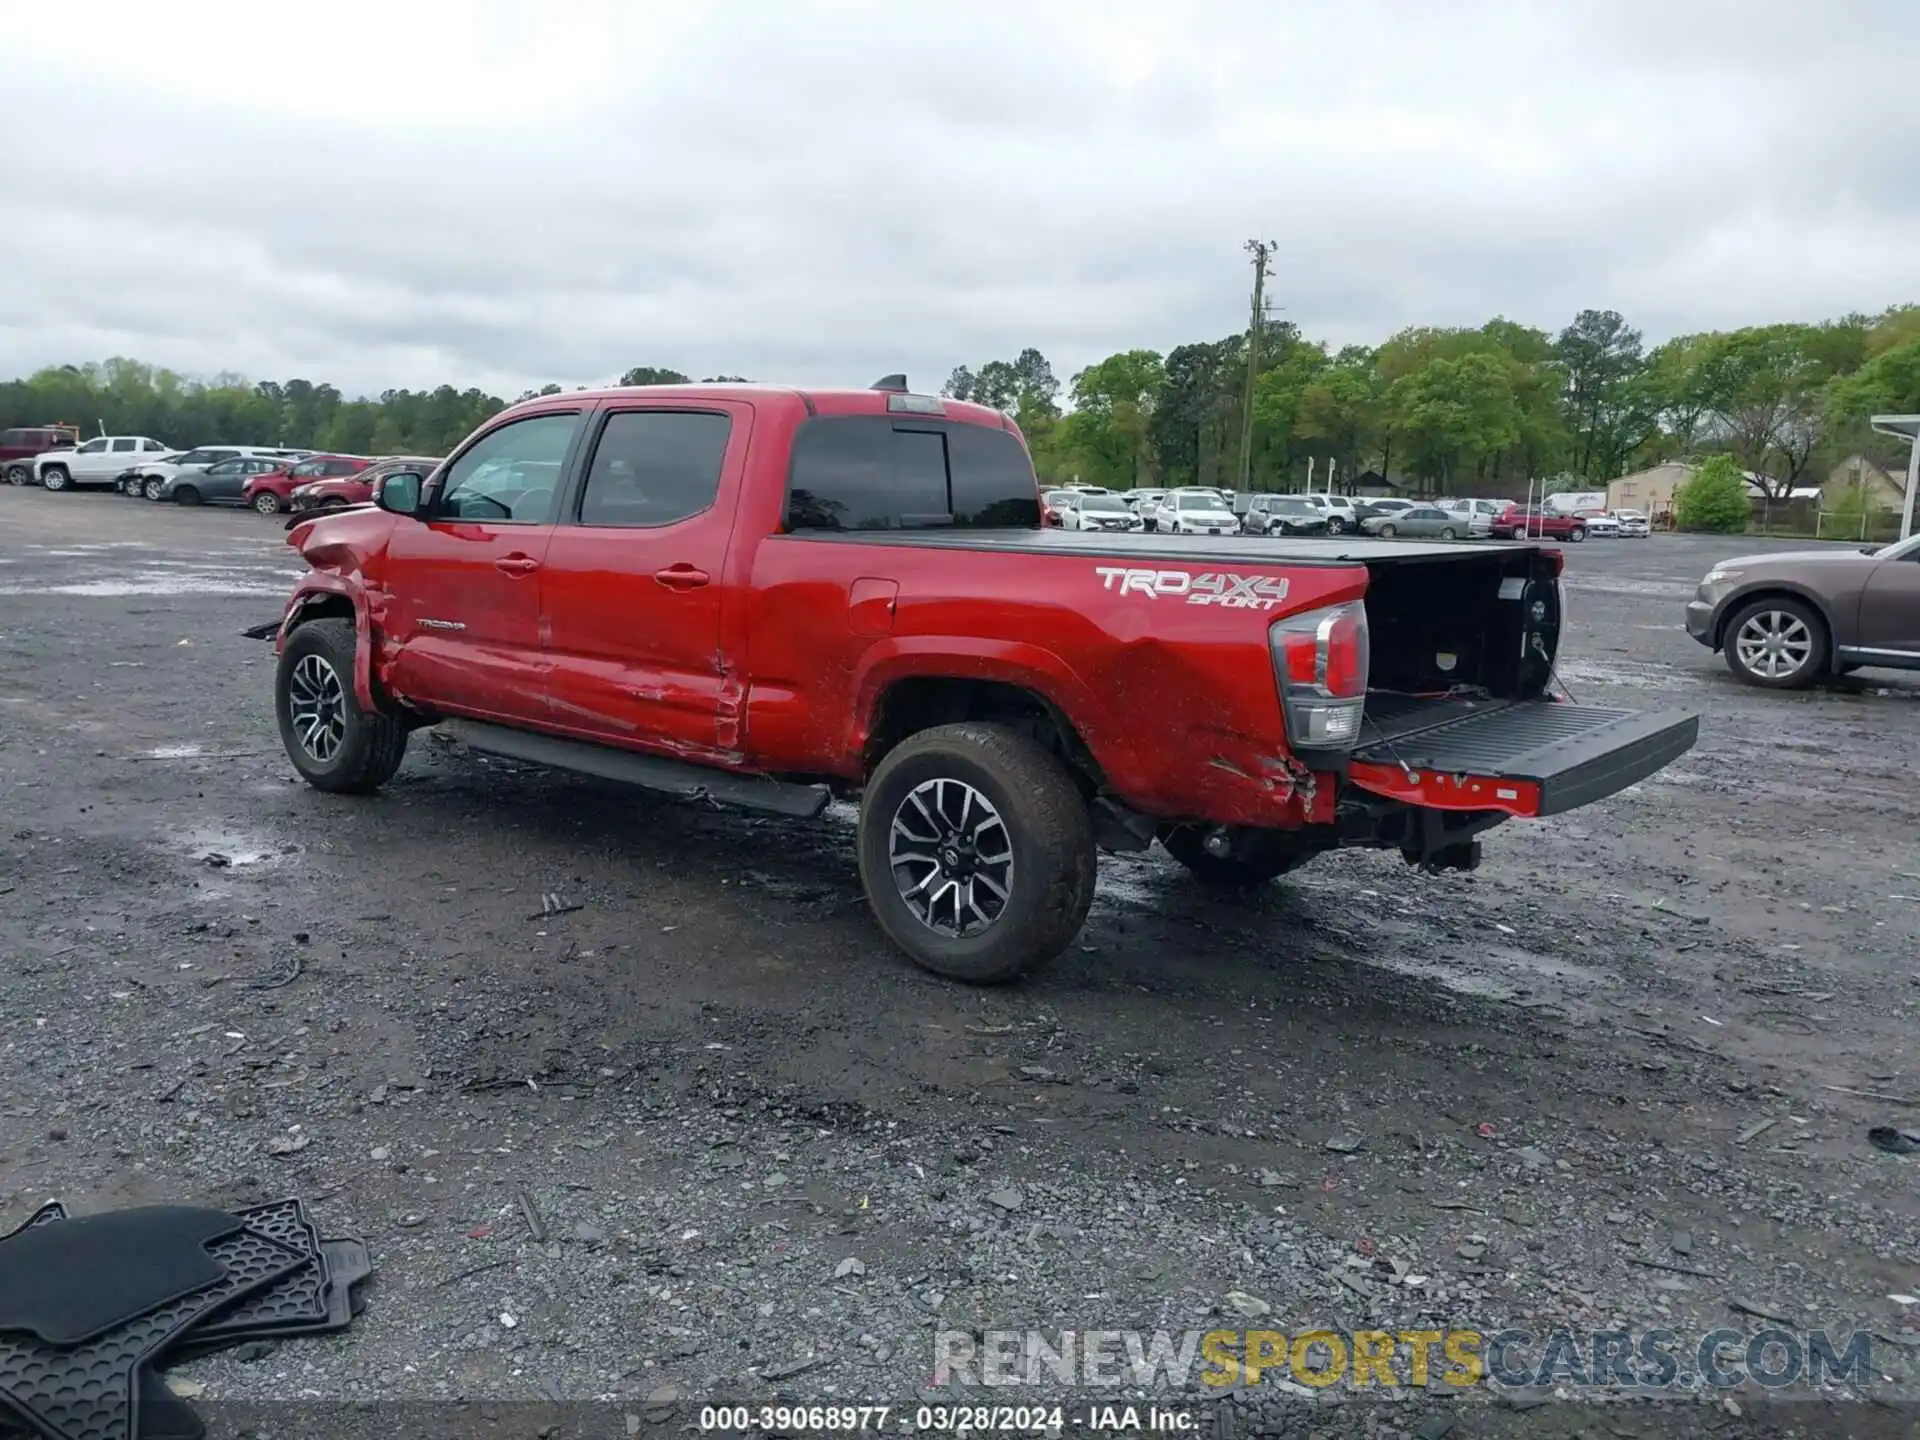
[[35, 435, 176, 490]]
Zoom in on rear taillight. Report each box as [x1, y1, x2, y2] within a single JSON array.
[[1269, 600, 1370, 749]]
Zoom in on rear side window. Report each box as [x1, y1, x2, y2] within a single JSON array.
[[578, 411, 731, 527], [0, 430, 23, 446], [785, 417, 1039, 531]]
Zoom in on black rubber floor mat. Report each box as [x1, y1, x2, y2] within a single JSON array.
[[7, 1201, 376, 1364], [0, 1224, 306, 1440], [321, 1239, 373, 1320], [1, 1203, 67, 1240], [132, 1373, 203, 1440], [0, 1207, 244, 1346]]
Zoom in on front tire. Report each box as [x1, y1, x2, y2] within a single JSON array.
[[1377, 522, 1397, 537], [253, 491, 284, 515], [858, 722, 1095, 984], [1162, 827, 1322, 886], [275, 617, 410, 792], [1439, 526, 1458, 539], [173, 484, 202, 506], [143, 477, 165, 500], [1326, 516, 1347, 534], [40, 466, 69, 492], [1567, 526, 1587, 542], [1723, 597, 1827, 690]]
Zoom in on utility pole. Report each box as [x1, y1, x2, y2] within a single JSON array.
[[1237, 240, 1275, 493]]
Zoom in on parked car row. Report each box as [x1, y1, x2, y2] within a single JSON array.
[[4, 437, 446, 520], [1041, 487, 1615, 542]]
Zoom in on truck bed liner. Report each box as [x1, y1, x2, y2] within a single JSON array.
[[1355, 696, 1699, 815]]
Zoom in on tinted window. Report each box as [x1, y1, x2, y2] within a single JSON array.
[[110, 438, 135, 453], [78, 439, 107, 454], [323, 459, 360, 477], [785, 417, 1039, 532], [578, 411, 730, 528], [0, 430, 24, 446], [438, 413, 578, 523]]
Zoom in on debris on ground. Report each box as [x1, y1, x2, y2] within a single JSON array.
[[1868, 1126, 1919, 1155]]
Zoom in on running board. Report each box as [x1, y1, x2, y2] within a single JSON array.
[[436, 720, 832, 819]]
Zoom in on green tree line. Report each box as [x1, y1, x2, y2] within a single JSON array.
[[6, 303, 1918, 492], [953, 303, 1920, 496], [0, 362, 752, 460]]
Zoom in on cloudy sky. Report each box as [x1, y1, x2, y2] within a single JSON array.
[[1, 0, 1914, 400]]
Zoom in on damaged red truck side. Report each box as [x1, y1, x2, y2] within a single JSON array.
[[265, 380, 1697, 982]]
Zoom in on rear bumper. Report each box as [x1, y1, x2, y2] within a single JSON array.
[[1348, 697, 1698, 818]]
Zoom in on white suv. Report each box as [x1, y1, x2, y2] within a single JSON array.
[[35, 436, 174, 491]]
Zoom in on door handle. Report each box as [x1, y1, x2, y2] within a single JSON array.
[[654, 564, 711, 590], [494, 554, 540, 576]]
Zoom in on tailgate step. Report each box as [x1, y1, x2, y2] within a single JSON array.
[[1355, 699, 1698, 815]]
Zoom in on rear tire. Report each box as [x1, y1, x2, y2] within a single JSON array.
[[1723, 596, 1827, 690], [1162, 827, 1321, 886], [4, 464, 29, 486], [858, 722, 1095, 984], [275, 617, 409, 792], [253, 491, 284, 515], [1326, 516, 1347, 534], [40, 466, 69, 492]]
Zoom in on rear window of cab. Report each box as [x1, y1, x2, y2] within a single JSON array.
[[785, 417, 1039, 531]]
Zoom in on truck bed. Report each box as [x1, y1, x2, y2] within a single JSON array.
[[778, 528, 1540, 567]]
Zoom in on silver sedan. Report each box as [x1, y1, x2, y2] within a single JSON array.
[[1359, 504, 1469, 539]]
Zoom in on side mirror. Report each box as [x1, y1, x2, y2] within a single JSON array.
[[376, 472, 423, 517]]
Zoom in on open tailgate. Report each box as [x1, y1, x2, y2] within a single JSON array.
[[1346, 696, 1698, 817]]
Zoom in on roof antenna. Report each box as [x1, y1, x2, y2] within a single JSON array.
[[870, 373, 908, 393]]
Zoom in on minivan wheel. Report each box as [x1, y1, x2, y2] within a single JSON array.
[[275, 618, 410, 792], [858, 722, 1095, 984], [1724, 597, 1827, 690], [40, 466, 69, 492]]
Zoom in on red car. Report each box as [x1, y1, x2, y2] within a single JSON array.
[[1490, 505, 1590, 542], [288, 455, 441, 514], [258, 379, 1696, 982], [242, 454, 371, 515]]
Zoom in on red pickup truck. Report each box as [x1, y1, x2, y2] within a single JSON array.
[[262, 379, 1696, 982], [1490, 505, 1590, 542]]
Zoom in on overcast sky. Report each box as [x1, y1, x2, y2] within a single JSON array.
[[2, 0, 1914, 400]]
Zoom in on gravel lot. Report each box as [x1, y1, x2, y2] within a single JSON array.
[[2, 489, 1917, 1437]]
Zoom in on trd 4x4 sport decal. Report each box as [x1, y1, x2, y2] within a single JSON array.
[[1094, 566, 1290, 611]]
